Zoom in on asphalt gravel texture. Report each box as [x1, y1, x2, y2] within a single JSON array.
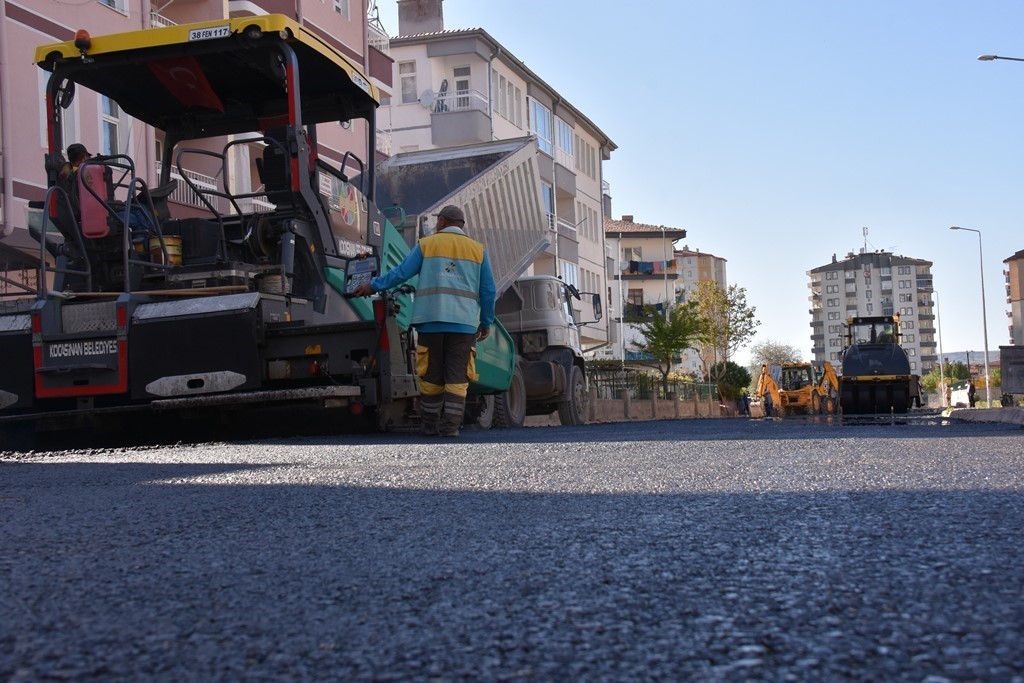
[[2, 416, 1023, 682]]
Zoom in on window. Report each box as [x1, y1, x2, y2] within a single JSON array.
[[866, 303, 873, 313], [99, 0, 128, 13], [333, 0, 350, 19], [627, 288, 643, 307], [556, 118, 573, 167], [454, 66, 470, 109], [904, 333, 916, 342], [865, 290, 872, 299], [827, 298, 838, 307], [826, 284, 838, 294], [513, 87, 522, 127], [899, 280, 911, 289], [825, 271, 838, 280], [399, 62, 417, 104], [101, 96, 121, 155], [497, 75, 507, 117], [828, 311, 840, 320], [561, 261, 578, 289], [830, 338, 842, 347], [529, 98, 553, 154]]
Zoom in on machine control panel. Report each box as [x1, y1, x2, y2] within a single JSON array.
[[344, 255, 378, 297]]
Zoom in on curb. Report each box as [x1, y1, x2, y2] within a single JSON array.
[[946, 407, 1024, 426]]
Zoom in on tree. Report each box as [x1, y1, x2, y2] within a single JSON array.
[[920, 360, 971, 394], [690, 282, 760, 397], [705, 361, 752, 400], [749, 340, 803, 368], [629, 301, 703, 395]]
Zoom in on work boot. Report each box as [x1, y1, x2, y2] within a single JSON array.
[[420, 394, 443, 436], [439, 395, 465, 438]]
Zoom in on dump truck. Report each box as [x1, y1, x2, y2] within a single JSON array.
[[0, 16, 587, 448], [838, 315, 913, 414], [373, 139, 602, 427]]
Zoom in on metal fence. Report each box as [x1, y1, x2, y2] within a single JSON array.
[[587, 363, 717, 401]]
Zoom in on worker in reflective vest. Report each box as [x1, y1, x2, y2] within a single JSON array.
[[355, 204, 496, 437]]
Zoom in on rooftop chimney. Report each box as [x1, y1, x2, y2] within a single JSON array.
[[397, 0, 444, 36], [621, 215, 634, 223]]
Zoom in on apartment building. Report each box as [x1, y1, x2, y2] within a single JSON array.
[[603, 215, 726, 377], [1005, 249, 1024, 346], [382, 0, 616, 350], [0, 0, 393, 288], [808, 250, 937, 373]]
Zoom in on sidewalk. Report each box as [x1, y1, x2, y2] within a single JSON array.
[[946, 407, 1024, 426]]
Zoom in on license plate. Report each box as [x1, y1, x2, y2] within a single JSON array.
[[188, 25, 230, 41]]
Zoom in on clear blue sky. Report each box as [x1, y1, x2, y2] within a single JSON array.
[[374, 1, 1023, 366]]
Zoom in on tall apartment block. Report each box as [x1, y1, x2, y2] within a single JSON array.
[[808, 250, 936, 374]]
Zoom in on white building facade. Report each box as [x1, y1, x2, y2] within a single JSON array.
[[382, 0, 616, 350], [604, 215, 728, 377]]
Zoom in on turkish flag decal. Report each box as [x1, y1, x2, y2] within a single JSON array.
[[148, 56, 225, 112]]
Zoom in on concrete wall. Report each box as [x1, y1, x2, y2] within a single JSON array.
[[524, 386, 726, 427]]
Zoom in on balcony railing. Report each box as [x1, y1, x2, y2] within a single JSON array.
[[156, 162, 271, 213], [367, 22, 390, 55], [150, 11, 176, 27], [432, 88, 488, 114]]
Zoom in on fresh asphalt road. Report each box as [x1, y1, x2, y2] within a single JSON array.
[[2, 417, 1023, 682]]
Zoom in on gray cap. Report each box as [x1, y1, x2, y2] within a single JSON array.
[[434, 204, 465, 224]]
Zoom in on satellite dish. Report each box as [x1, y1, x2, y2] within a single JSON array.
[[419, 89, 435, 109]]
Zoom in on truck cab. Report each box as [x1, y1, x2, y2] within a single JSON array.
[[495, 276, 600, 426]]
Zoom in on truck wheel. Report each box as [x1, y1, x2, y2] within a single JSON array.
[[494, 366, 526, 428], [471, 395, 495, 430], [557, 364, 587, 426]]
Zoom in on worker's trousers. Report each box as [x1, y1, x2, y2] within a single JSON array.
[[416, 331, 476, 434]]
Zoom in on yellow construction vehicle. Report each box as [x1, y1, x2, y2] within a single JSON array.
[[811, 361, 840, 415], [755, 364, 782, 417], [756, 362, 840, 416]]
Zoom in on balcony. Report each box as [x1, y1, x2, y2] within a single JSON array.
[[156, 162, 272, 214], [430, 89, 490, 146], [150, 11, 176, 27], [367, 22, 389, 56]]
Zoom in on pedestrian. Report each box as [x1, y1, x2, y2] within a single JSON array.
[[944, 382, 952, 408], [354, 205, 496, 437], [968, 380, 977, 408]]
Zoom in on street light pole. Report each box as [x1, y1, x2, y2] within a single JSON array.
[[978, 54, 1024, 63], [950, 226, 992, 406], [933, 289, 947, 408]]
